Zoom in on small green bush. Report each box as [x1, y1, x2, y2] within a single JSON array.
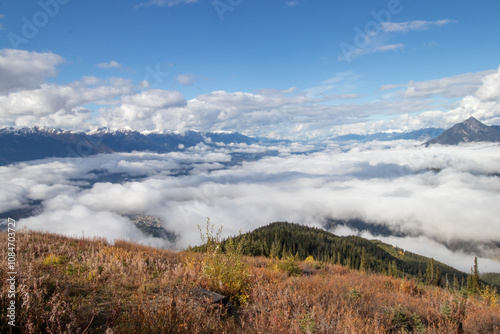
[[43, 254, 64, 266], [198, 218, 251, 305]]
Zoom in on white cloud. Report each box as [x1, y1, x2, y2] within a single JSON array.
[[339, 19, 456, 62], [382, 19, 458, 33], [97, 60, 122, 69], [380, 70, 495, 99], [0, 49, 64, 93], [98, 89, 186, 131], [475, 65, 500, 102], [0, 77, 135, 129], [286, 1, 299, 7], [338, 43, 404, 62], [374, 43, 404, 52], [333, 66, 500, 135], [5, 141, 500, 272], [176, 74, 194, 86], [135, 0, 198, 9], [0, 49, 498, 141]]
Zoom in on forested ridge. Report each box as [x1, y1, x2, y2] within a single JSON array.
[[213, 221, 473, 287]]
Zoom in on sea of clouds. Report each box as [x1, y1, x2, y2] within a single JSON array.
[[1, 139, 499, 273]]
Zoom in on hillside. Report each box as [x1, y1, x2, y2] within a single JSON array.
[[1, 229, 499, 333], [216, 222, 469, 285]]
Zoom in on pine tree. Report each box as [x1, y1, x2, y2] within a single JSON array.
[[270, 236, 282, 259], [453, 275, 459, 291], [467, 273, 473, 294], [425, 258, 435, 285], [392, 261, 398, 277], [471, 256, 480, 295], [435, 266, 442, 286], [346, 257, 351, 269], [359, 248, 367, 272]]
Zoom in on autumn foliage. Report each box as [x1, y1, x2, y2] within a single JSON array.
[[1, 229, 499, 333]]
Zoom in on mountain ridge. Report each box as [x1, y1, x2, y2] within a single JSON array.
[[0, 127, 267, 166]]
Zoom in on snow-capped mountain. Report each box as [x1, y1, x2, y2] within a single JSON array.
[[0, 127, 262, 166]]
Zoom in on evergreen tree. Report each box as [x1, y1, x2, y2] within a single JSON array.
[[270, 236, 282, 259], [467, 274, 473, 294], [359, 248, 367, 272], [471, 256, 480, 295], [346, 257, 352, 269], [425, 258, 435, 284], [453, 275, 459, 291], [435, 266, 442, 286]]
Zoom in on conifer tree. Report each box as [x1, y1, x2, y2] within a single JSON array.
[[453, 275, 459, 291], [425, 258, 435, 284], [359, 248, 367, 272], [471, 256, 480, 295]]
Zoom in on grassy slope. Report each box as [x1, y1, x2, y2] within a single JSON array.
[[0, 230, 499, 333]]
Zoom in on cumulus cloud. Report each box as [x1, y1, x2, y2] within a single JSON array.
[[0, 48, 498, 141], [334, 66, 500, 135], [98, 89, 186, 131], [3, 141, 500, 272], [0, 77, 135, 129], [0, 49, 64, 93]]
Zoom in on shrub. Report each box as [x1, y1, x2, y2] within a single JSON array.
[[304, 255, 321, 270], [43, 254, 64, 266], [198, 218, 251, 305], [480, 285, 499, 308], [399, 279, 425, 296], [269, 255, 302, 277]]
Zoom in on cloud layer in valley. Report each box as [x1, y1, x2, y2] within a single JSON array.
[[2, 140, 499, 273]]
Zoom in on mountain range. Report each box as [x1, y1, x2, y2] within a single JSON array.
[[334, 127, 444, 142], [1, 117, 499, 166], [0, 127, 263, 166]]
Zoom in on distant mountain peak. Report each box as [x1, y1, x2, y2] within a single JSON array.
[[464, 116, 481, 124], [425, 117, 500, 146], [463, 116, 488, 132]]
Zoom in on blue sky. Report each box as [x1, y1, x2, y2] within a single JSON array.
[[1, 0, 500, 138]]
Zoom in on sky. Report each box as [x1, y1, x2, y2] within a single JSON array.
[[1, 0, 500, 138]]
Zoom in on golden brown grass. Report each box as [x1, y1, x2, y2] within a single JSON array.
[[1, 230, 499, 333]]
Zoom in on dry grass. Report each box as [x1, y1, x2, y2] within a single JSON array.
[[1, 230, 499, 333]]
